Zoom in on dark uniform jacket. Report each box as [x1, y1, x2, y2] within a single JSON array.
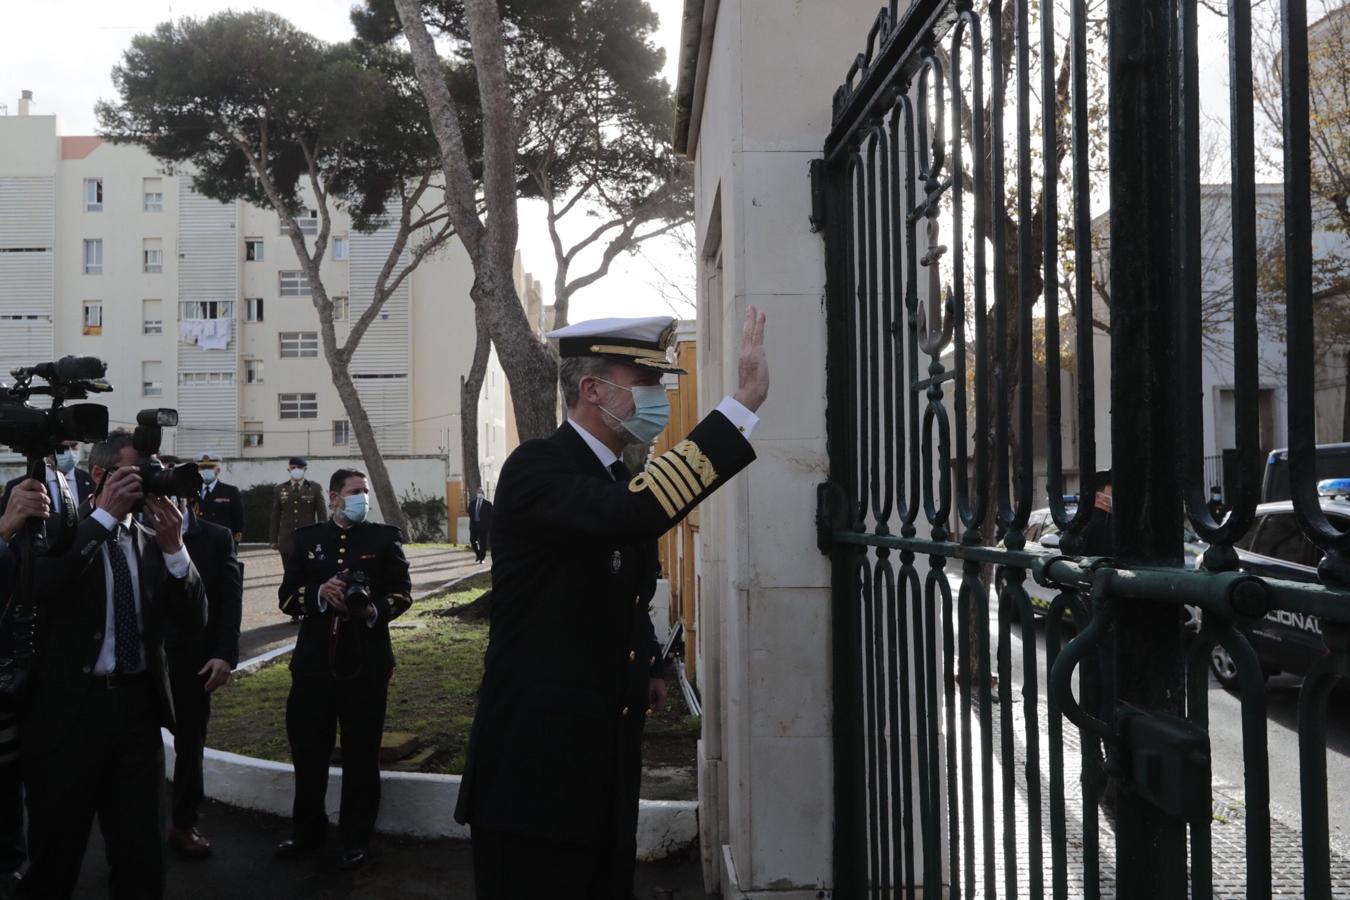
[[198, 481, 245, 540], [278, 520, 412, 680], [30, 513, 206, 729], [469, 497, 493, 530], [453, 410, 755, 845], [270, 479, 327, 555], [165, 515, 243, 674]]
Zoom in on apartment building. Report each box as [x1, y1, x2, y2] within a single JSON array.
[[0, 96, 525, 489]]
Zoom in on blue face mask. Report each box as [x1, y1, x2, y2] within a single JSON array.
[[597, 378, 670, 444], [200, 469, 218, 484], [54, 451, 77, 474], [342, 493, 370, 524]]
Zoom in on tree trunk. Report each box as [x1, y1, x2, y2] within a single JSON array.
[[329, 359, 408, 536], [460, 302, 492, 495], [473, 264, 560, 440]]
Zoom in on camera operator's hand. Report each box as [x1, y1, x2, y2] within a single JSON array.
[[198, 658, 232, 693], [318, 575, 348, 612], [144, 495, 184, 554], [96, 467, 143, 521], [0, 480, 50, 542]]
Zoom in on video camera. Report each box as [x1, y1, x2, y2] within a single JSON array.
[[130, 408, 201, 507], [0, 356, 111, 462]]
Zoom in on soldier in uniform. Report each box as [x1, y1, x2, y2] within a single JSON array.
[[270, 457, 327, 560], [455, 309, 770, 898], [194, 453, 245, 544], [275, 469, 411, 871]]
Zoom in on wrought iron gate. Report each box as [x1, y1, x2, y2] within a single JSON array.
[[813, 0, 1350, 897]]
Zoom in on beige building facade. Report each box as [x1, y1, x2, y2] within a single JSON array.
[[0, 99, 522, 512], [675, 0, 887, 895]]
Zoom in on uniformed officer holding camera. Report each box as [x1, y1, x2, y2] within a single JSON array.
[[276, 469, 411, 871]]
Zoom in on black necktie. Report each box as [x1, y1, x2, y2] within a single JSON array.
[[609, 460, 631, 482], [107, 527, 140, 672]]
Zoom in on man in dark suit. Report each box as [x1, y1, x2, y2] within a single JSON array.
[[468, 488, 492, 563], [0, 441, 94, 522], [164, 500, 242, 859], [454, 310, 769, 899], [19, 431, 206, 900], [276, 469, 411, 871], [0, 480, 51, 897], [194, 453, 244, 545]]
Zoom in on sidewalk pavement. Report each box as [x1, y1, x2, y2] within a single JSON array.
[[73, 797, 711, 899]]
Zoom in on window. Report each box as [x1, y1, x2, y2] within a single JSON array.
[[1250, 514, 1321, 568], [82, 301, 102, 336], [178, 371, 236, 385], [333, 237, 349, 261], [279, 393, 318, 419], [332, 295, 348, 321], [245, 239, 264, 262], [279, 270, 310, 297], [244, 359, 263, 384], [143, 238, 163, 273], [179, 300, 234, 320], [83, 239, 102, 274], [242, 424, 264, 449], [142, 361, 162, 397], [84, 178, 103, 212], [279, 209, 319, 236], [279, 332, 318, 358], [333, 420, 351, 446], [245, 298, 264, 322], [142, 299, 162, 335], [142, 178, 163, 212]]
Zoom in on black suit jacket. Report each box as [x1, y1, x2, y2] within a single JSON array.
[[166, 515, 243, 673], [468, 497, 493, 532], [278, 520, 412, 681], [453, 411, 755, 844], [197, 481, 245, 538], [0, 468, 94, 516], [29, 514, 207, 729]]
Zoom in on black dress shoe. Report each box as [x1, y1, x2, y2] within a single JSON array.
[[337, 848, 368, 870], [275, 838, 323, 860]]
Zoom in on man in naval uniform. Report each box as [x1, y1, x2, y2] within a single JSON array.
[[194, 453, 245, 545], [455, 308, 770, 898]]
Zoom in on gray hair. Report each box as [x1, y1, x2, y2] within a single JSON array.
[[89, 429, 135, 472], [558, 356, 612, 409]]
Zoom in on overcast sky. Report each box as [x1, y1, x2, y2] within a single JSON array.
[[0, 0, 693, 324]]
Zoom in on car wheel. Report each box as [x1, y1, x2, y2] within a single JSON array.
[[1209, 644, 1242, 689]]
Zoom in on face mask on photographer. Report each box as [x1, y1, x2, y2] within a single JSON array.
[[593, 377, 670, 444], [341, 493, 369, 524], [54, 449, 78, 474]]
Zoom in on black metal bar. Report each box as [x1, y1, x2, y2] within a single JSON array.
[[997, 574, 1018, 899], [1108, 0, 1187, 892], [1066, 0, 1097, 536], [897, 560, 919, 898], [1012, 0, 1034, 534], [1047, 593, 1073, 900], [1298, 644, 1350, 899]]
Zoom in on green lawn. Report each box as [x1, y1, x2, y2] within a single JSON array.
[[208, 573, 491, 774]]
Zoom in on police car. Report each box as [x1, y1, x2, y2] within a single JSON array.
[[1200, 483, 1350, 689]]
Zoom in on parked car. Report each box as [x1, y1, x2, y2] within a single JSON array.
[[1199, 498, 1350, 688], [1261, 442, 1350, 502]]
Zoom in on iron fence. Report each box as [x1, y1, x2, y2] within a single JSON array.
[[813, 0, 1350, 897]]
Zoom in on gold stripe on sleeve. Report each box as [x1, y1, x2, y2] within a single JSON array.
[[650, 456, 696, 505], [672, 440, 718, 488], [660, 451, 703, 498], [628, 472, 676, 517], [643, 463, 687, 517]]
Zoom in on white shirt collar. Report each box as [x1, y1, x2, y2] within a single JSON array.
[[566, 419, 619, 472]]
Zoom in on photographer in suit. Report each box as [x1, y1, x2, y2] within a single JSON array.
[[0, 481, 51, 897], [276, 469, 410, 871], [19, 431, 206, 900], [164, 497, 242, 859]]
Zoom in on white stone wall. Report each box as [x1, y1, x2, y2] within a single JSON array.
[[682, 0, 887, 893]]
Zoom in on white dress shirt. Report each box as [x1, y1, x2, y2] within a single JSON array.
[[567, 395, 760, 480], [89, 508, 191, 675]]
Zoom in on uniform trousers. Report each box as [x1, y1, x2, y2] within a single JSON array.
[[286, 670, 389, 849], [168, 669, 212, 830], [468, 523, 489, 562], [20, 677, 164, 900], [471, 826, 622, 900]]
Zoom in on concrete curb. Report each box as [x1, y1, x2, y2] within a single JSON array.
[[165, 569, 698, 861]]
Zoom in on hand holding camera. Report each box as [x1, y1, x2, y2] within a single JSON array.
[[0, 480, 51, 543], [96, 467, 144, 520], [321, 570, 374, 623], [143, 496, 184, 555]]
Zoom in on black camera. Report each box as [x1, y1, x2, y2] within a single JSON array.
[[338, 570, 373, 619], [131, 408, 202, 504]]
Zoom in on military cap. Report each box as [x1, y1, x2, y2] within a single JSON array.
[[289, 456, 308, 468], [196, 452, 221, 466], [546, 315, 686, 374]]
